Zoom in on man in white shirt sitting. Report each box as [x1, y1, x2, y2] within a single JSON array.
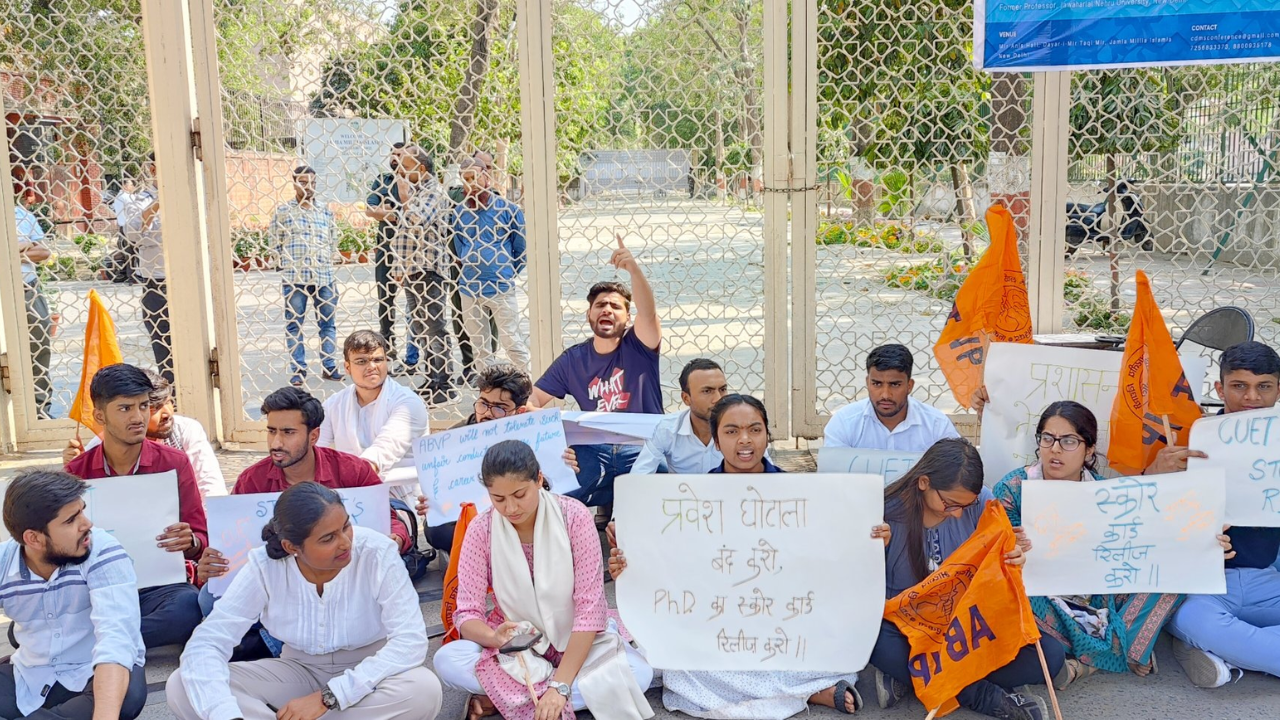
[[318, 330, 428, 495], [823, 344, 960, 451], [0, 470, 147, 720], [630, 358, 729, 474]]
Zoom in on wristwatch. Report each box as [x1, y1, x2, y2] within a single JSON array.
[[548, 680, 571, 698], [320, 686, 339, 710]]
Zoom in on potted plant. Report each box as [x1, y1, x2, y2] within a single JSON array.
[[232, 230, 272, 271], [337, 221, 374, 264]]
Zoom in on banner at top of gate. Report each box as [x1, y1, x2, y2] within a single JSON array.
[[975, 0, 1280, 71]]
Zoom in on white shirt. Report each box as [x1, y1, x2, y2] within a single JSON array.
[[179, 527, 427, 720], [0, 530, 145, 716], [319, 379, 428, 479], [111, 190, 139, 228], [121, 189, 165, 280], [15, 206, 44, 285], [823, 397, 960, 452], [630, 409, 723, 475], [86, 414, 227, 500]]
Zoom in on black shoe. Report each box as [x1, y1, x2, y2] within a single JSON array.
[[874, 668, 909, 709], [987, 690, 1046, 720], [420, 387, 458, 406], [321, 369, 345, 382]]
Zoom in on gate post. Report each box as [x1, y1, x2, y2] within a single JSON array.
[[0, 88, 21, 451], [1027, 71, 1071, 333], [139, 0, 219, 433]]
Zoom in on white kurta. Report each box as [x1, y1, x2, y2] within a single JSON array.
[[318, 379, 428, 484], [662, 669, 859, 719]]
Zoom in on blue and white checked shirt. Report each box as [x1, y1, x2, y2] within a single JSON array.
[[0, 528, 145, 715], [270, 199, 338, 285], [15, 206, 45, 285]]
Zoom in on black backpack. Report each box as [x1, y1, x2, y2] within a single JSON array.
[[390, 498, 434, 581]]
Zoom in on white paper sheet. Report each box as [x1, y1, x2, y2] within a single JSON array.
[[613, 473, 885, 672], [1021, 469, 1226, 596], [561, 411, 666, 446], [816, 448, 924, 486], [1188, 406, 1280, 527]]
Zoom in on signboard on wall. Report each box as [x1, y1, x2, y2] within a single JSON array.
[[297, 119, 408, 203]]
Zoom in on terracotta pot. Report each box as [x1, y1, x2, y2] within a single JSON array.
[[357, 251, 370, 264], [49, 312, 61, 338], [339, 250, 354, 263]]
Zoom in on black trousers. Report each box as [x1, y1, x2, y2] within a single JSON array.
[[139, 279, 173, 384], [0, 662, 146, 720]]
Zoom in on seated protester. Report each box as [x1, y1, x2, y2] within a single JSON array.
[[416, 365, 578, 554], [607, 394, 878, 717], [67, 368, 226, 502], [167, 482, 443, 720], [433, 441, 654, 720], [318, 330, 428, 492], [872, 438, 1062, 720], [1150, 341, 1280, 688], [0, 471, 147, 720], [64, 363, 206, 649], [629, 358, 729, 475], [823, 344, 959, 451], [992, 401, 1233, 689], [530, 237, 663, 515]]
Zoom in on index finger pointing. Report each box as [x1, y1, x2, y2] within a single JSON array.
[[616, 232, 626, 248]]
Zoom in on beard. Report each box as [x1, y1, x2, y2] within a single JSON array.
[[874, 400, 906, 419], [271, 447, 308, 469], [589, 318, 627, 340], [46, 531, 92, 567]]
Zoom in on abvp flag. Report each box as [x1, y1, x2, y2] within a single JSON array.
[[68, 289, 124, 434], [440, 502, 479, 644], [1108, 270, 1203, 475], [884, 502, 1039, 716], [934, 204, 1033, 407]]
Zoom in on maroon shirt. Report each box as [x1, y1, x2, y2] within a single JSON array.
[[233, 445, 410, 549], [66, 439, 209, 559]]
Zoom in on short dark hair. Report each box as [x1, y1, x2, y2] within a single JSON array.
[[343, 330, 389, 361], [709, 394, 770, 442], [4, 470, 88, 543], [262, 482, 344, 560], [293, 165, 315, 177], [405, 145, 434, 175], [679, 358, 723, 393], [90, 364, 155, 409], [477, 365, 533, 407], [260, 387, 325, 431], [587, 281, 631, 309], [391, 141, 406, 150], [143, 368, 172, 407], [867, 344, 914, 377], [1220, 341, 1280, 380]]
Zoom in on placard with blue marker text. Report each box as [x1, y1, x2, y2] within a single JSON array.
[[414, 409, 579, 526], [1188, 405, 1280, 527], [816, 448, 923, 486]]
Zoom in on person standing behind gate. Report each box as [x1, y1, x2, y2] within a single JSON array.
[[452, 156, 529, 373], [13, 190, 53, 420], [531, 235, 662, 514], [271, 165, 343, 388], [390, 147, 456, 405], [364, 142, 418, 369], [120, 154, 174, 383]]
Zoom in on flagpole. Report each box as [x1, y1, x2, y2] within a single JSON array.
[[925, 709, 939, 720], [1034, 639, 1065, 720], [1162, 415, 1176, 446]]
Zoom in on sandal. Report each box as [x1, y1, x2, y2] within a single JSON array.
[[832, 679, 864, 714]]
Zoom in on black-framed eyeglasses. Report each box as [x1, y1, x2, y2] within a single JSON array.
[[1036, 432, 1083, 451], [934, 488, 979, 512], [475, 399, 514, 418]]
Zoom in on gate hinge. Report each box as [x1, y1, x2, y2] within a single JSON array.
[[191, 121, 203, 162], [208, 349, 220, 390], [0, 352, 10, 394]]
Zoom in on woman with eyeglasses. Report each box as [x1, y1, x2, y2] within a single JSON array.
[[991, 401, 1233, 690], [869, 437, 1063, 720]]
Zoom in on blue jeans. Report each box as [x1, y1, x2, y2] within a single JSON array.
[[199, 585, 283, 658], [566, 443, 641, 508], [1168, 566, 1280, 678], [283, 282, 338, 378], [139, 582, 202, 648]]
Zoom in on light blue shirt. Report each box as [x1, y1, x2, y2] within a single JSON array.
[[0, 528, 145, 715], [15, 206, 45, 285], [630, 409, 723, 475], [823, 396, 960, 452]]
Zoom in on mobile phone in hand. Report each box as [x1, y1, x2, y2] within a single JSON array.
[[499, 631, 543, 655]]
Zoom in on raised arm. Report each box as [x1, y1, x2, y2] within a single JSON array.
[[611, 233, 659, 350]]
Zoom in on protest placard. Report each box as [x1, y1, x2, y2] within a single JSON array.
[[979, 342, 1209, 483], [1021, 469, 1226, 596], [613, 473, 885, 671], [1189, 406, 1280, 527], [205, 484, 390, 596], [414, 409, 579, 526], [562, 411, 665, 446], [0, 471, 185, 588], [816, 448, 923, 485]]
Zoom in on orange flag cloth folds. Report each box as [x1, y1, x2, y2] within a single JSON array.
[[1108, 270, 1203, 475], [440, 502, 480, 645], [68, 289, 124, 435], [883, 501, 1040, 717], [934, 204, 1033, 407]]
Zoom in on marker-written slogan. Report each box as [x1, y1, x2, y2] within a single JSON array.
[[413, 409, 579, 526], [613, 473, 885, 672], [816, 448, 924, 485], [1021, 469, 1226, 596], [1188, 405, 1280, 527]]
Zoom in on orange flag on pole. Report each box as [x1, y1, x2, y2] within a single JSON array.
[[1107, 270, 1203, 475], [934, 204, 1033, 407], [883, 502, 1040, 717], [440, 502, 480, 645], [68, 289, 124, 435]]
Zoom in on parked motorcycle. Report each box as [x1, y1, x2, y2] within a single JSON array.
[[1065, 180, 1151, 255]]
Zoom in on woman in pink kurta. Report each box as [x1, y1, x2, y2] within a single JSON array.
[[432, 440, 653, 720]]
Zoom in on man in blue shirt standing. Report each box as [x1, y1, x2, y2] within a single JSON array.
[[14, 188, 53, 419], [452, 156, 529, 372], [0, 470, 147, 720]]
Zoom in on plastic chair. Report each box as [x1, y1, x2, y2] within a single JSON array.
[[1174, 306, 1254, 351]]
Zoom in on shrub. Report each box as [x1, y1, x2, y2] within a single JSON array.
[[1072, 294, 1132, 332], [818, 221, 944, 253], [882, 253, 970, 301], [336, 221, 375, 254]]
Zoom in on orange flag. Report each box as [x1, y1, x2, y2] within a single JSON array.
[[1108, 270, 1203, 475], [68, 290, 124, 435], [440, 502, 480, 645], [884, 501, 1040, 717], [934, 204, 1033, 407]]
